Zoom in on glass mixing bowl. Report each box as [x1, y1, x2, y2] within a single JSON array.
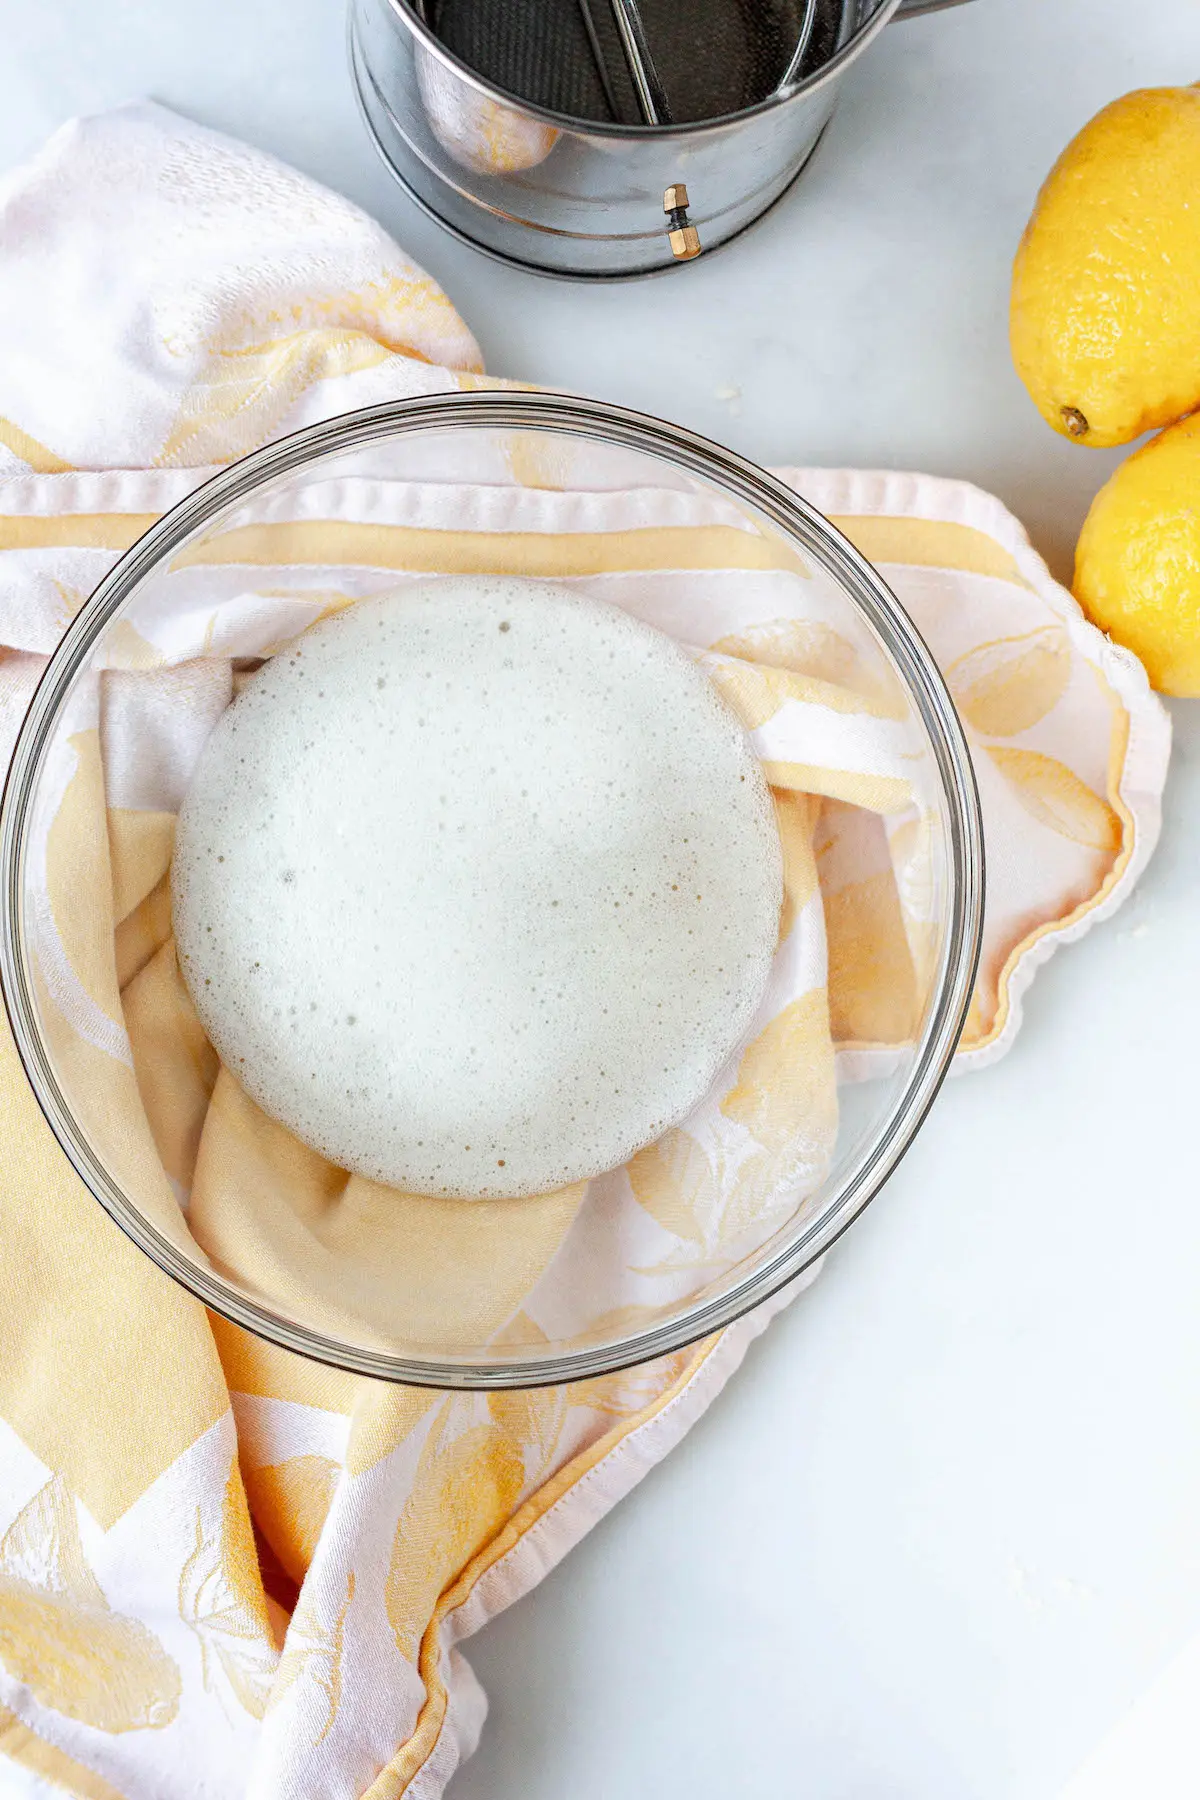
[[0, 392, 982, 1387]]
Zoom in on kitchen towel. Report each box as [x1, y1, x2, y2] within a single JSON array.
[[0, 102, 1171, 1800]]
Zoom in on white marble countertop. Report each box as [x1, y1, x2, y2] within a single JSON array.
[[4, 0, 1200, 1795]]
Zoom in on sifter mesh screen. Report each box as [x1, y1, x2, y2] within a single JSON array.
[[425, 0, 869, 126]]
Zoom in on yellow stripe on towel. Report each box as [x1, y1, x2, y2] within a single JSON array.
[[172, 521, 809, 578], [830, 515, 1034, 589]]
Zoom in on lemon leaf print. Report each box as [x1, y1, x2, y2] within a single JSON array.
[[489, 1310, 551, 1350], [158, 328, 393, 467], [571, 1302, 669, 1346], [626, 1129, 716, 1248], [244, 1455, 340, 1588], [825, 869, 920, 1046], [712, 619, 859, 686], [568, 1347, 699, 1421], [104, 620, 163, 671], [179, 1462, 277, 1719], [385, 1402, 525, 1665], [50, 580, 86, 631], [721, 991, 837, 1157], [487, 1386, 567, 1484], [706, 655, 904, 729], [986, 746, 1122, 852], [704, 660, 800, 729], [503, 431, 570, 492], [773, 790, 820, 945], [0, 1477, 181, 1733], [628, 1134, 789, 1276], [271, 1571, 353, 1748], [713, 619, 910, 717], [948, 625, 1070, 736], [723, 1148, 819, 1248], [345, 1385, 439, 1479], [626, 1002, 838, 1276]]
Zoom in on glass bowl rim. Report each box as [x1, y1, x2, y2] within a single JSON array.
[[0, 389, 984, 1388]]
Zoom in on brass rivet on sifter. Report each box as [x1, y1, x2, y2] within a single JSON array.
[[664, 184, 701, 261]]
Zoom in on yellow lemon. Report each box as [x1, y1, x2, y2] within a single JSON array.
[[1074, 412, 1200, 695], [1011, 86, 1200, 447]]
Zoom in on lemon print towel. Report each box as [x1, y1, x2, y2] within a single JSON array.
[[0, 103, 1170, 1800]]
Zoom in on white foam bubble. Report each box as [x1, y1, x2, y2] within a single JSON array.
[[172, 577, 782, 1199]]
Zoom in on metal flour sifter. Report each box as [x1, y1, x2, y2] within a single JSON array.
[[350, 0, 974, 278]]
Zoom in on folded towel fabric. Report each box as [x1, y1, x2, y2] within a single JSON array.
[[0, 102, 1170, 1800]]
